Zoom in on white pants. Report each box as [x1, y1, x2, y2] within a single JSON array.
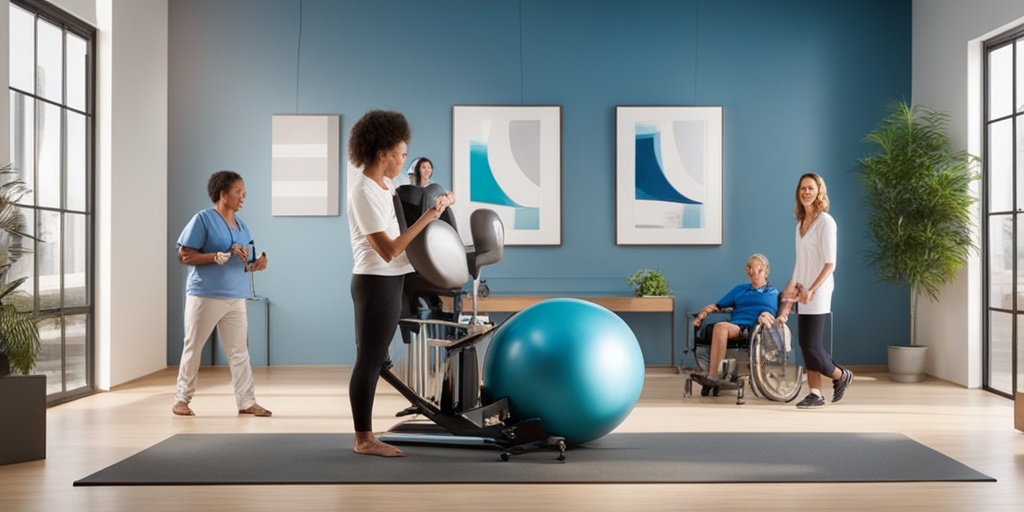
[[175, 295, 256, 410]]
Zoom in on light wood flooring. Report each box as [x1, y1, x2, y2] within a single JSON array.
[[0, 365, 1021, 512]]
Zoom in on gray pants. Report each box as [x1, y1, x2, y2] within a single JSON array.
[[175, 295, 256, 410]]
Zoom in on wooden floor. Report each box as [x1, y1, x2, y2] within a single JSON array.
[[1, 365, 1021, 512]]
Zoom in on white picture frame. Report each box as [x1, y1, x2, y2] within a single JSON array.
[[452, 105, 562, 246], [615, 106, 723, 245], [271, 114, 340, 216]]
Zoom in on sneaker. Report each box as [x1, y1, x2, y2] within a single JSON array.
[[832, 368, 854, 403], [795, 393, 825, 409]]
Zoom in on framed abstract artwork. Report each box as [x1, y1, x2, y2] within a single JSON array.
[[615, 106, 723, 245], [271, 114, 341, 216], [452, 105, 562, 246]]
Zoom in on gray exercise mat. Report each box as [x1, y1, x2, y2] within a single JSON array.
[[73, 432, 994, 485]]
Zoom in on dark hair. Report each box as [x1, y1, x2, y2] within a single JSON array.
[[207, 170, 242, 203], [411, 157, 433, 187], [348, 110, 411, 168]]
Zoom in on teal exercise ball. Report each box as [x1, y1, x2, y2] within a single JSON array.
[[482, 298, 645, 446]]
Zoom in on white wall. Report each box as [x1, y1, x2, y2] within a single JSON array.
[[1, 4, 8, 166], [913, 0, 1024, 387], [48, 0, 94, 25], [96, 0, 168, 388]]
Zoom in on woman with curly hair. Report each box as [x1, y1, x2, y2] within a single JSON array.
[[346, 110, 444, 457]]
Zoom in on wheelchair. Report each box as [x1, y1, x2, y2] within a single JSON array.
[[683, 310, 804, 404]]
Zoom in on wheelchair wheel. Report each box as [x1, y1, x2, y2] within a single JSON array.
[[749, 324, 804, 403]]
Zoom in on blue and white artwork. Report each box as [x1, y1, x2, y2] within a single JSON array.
[[616, 106, 722, 245], [453, 106, 561, 245]]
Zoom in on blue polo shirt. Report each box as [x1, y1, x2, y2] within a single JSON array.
[[177, 208, 252, 298], [715, 283, 779, 327]]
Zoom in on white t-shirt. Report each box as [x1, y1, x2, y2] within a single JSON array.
[[347, 173, 413, 276], [792, 212, 836, 315]]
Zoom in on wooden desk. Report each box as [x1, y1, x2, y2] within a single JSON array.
[[442, 295, 677, 370]]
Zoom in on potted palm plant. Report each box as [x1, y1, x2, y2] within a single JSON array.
[[0, 163, 40, 377], [858, 100, 978, 382], [0, 163, 44, 466]]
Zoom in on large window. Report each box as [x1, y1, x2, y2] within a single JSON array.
[[984, 29, 1024, 398], [8, 0, 95, 403]]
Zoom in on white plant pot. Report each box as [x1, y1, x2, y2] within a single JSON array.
[[887, 344, 929, 383]]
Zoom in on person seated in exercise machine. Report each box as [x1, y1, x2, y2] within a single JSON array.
[[691, 253, 780, 385]]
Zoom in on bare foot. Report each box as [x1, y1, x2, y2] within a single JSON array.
[[353, 433, 405, 457], [172, 401, 194, 416]]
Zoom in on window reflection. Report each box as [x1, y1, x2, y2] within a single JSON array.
[[66, 34, 87, 111], [989, 312, 1012, 394], [36, 19, 63, 103], [35, 316, 62, 395], [37, 102, 61, 208], [9, 5, 34, 93], [66, 314, 87, 390], [989, 216, 1012, 310], [67, 113, 87, 212], [10, 93, 36, 206], [65, 214, 87, 307]]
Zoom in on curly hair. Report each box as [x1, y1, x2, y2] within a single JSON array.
[[793, 172, 829, 222], [207, 170, 242, 203], [348, 110, 411, 168]]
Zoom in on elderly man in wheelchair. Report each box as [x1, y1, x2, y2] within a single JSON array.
[[685, 253, 803, 404]]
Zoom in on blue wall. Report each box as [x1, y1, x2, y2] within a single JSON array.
[[167, 0, 912, 366]]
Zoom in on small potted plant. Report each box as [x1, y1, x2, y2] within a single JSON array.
[[857, 100, 978, 382], [628, 268, 672, 297]]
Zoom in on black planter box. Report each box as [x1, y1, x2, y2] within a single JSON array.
[[0, 374, 46, 465]]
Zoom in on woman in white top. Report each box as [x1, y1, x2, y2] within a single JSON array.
[[346, 110, 444, 457], [777, 173, 853, 409]]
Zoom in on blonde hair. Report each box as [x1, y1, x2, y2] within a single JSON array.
[[747, 253, 770, 275], [794, 172, 830, 222]]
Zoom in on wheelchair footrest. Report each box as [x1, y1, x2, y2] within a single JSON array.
[[685, 373, 747, 404], [688, 373, 741, 389], [710, 379, 741, 390]]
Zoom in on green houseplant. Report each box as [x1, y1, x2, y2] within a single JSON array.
[[628, 268, 672, 297], [857, 100, 978, 382], [0, 163, 40, 376], [0, 164, 45, 467]]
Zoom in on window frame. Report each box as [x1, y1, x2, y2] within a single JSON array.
[[982, 28, 1024, 399], [9, 0, 97, 405]]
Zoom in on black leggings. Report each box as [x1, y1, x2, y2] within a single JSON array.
[[350, 273, 405, 432], [798, 313, 837, 378]]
